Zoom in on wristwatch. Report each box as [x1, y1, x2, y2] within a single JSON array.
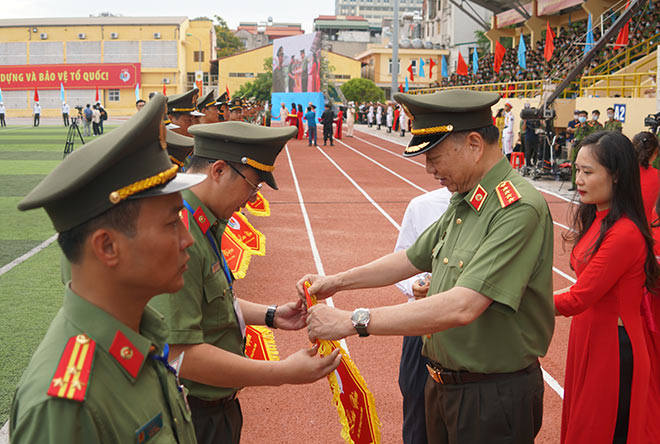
[[351, 308, 371, 337], [265, 305, 277, 329]]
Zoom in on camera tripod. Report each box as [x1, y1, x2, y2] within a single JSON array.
[[521, 119, 571, 182], [63, 116, 85, 158]]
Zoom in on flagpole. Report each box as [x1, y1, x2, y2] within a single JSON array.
[[391, 0, 399, 99]]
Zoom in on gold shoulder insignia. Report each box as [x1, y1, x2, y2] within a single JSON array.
[[495, 181, 521, 208], [47, 334, 96, 402]]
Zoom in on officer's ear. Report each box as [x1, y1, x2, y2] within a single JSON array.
[[88, 228, 121, 268], [465, 131, 485, 160], [209, 160, 229, 183]]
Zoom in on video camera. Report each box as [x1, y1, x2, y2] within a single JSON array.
[[644, 112, 660, 134], [520, 107, 556, 121]]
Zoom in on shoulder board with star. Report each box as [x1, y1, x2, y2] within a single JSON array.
[[495, 180, 522, 208], [47, 334, 96, 402]]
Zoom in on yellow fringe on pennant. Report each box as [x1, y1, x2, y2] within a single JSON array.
[[245, 191, 271, 217], [221, 229, 255, 280], [245, 325, 280, 361]]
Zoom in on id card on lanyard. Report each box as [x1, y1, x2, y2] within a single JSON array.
[[182, 200, 246, 338]]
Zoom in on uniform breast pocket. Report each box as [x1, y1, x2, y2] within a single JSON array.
[[444, 248, 476, 282], [202, 273, 235, 332]]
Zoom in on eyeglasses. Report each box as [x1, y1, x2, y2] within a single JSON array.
[[227, 163, 263, 196]]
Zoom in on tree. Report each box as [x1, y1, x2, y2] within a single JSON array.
[[340, 78, 385, 103], [235, 57, 273, 101], [214, 15, 244, 58]]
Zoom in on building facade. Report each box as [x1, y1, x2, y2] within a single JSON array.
[[313, 15, 382, 58], [0, 16, 215, 117], [335, 0, 424, 28], [233, 21, 303, 51]]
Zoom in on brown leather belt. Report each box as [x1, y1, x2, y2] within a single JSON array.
[[426, 360, 539, 385], [187, 392, 239, 408]]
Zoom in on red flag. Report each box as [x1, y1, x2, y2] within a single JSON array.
[[615, 1, 630, 49], [162, 83, 167, 95], [33, 88, 39, 102], [544, 21, 555, 62], [428, 58, 437, 78], [398, 83, 404, 92], [226, 85, 231, 100], [407, 63, 414, 81], [95, 85, 99, 102], [456, 52, 468, 76], [494, 41, 506, 73]]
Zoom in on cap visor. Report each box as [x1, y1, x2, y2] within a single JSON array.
[[190, 110, 205, 117], [259, 171, 278, 190], [130, 173, 206, 199], [403, 133, 450, 157], [166, 122, 180, 130]]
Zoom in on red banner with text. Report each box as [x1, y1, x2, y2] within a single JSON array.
[[0, 63, 141, 90]]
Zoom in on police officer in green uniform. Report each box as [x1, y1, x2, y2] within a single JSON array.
[[570, 110, 601, 190], [196, 90, 224, 124], [149, 121, 341, 444], [227, 98, 243, 121], [604, 107, 623, 132], [10, 95, 204, 444], [216, 92, 230, 122], [168, 88, 205, 137], [300, 89, 555, 444]]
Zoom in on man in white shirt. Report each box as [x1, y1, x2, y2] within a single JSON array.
[[346, 103, 355, 137], [33, 102, 41, 127], [61, 102, 70, 127], [394, 187, 452, 444], [501, 102, 514, 158], [367, 104, 374, 127], [0, 102, 6, 127]]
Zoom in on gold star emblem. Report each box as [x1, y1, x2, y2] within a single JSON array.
[[66, 366, 79, 376], [71, 380, 83, 390], [52, 377, 64, 388], [120, 346, 134, 360]]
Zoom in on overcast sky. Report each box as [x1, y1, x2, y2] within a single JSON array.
[[3, 0, 336, 33]]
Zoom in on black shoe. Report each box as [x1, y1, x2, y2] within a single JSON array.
[[330, 143, 334, 146], [323, 143, 326, 146], [568, 186, 576, 191]]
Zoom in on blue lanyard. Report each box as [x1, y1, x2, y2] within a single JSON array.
[[182, 200, 233, 289], [150, 344, 181, 391]]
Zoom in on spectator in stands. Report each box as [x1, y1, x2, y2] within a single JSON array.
[[632, 131, 660, 224], [604, 107, 623, 132]]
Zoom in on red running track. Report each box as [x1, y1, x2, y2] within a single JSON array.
[[234, 128, 576, 443]]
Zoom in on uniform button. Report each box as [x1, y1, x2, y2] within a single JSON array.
[[443, 257, 449, 264], [456, 218, 462, 225], [458, 261, 464, 268], [174, 418, 178, 424]]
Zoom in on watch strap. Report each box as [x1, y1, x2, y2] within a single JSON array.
[[265, 305, 277, 329]]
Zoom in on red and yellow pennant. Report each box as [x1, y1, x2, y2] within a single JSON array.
[[304, 283, 381, 444], [221, 230, 254, 280], [245, 325, 279, 361], [245, 191, 271, 217], [226, 212, 266, 256]]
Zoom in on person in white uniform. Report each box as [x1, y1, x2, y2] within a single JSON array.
[[501, 102, 514, 158]]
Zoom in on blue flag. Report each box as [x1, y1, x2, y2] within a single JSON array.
[[472, 49, 478, 74], [60, 83, 65, 102], [419, 57, 426, 78], [585, 14, 594, 54], [441, 55, 448, 77], [517, 33, 527, 70], [0, 87, 3, 103], [135, 83, 140, 101], [405, 77, 409, 92]]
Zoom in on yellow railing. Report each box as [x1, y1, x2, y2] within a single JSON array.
[[410, 80, 545, 97], [579, 71, 656, 97], [586, 31, 660, 77]]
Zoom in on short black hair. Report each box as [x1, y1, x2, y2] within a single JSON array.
[[136, 99, 146, 106], [187, 155, 248, 176], [578, 110, 588, 116], [58, 199, 142, 264], [592, 109, 600, 115], [607, 107, 614, 112], [451, 125, 500, 145]]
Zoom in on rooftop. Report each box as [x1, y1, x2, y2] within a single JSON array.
[[0, 16, 189, 27]]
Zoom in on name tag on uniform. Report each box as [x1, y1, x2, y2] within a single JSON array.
[[211, 261, 221, 274], [136, 412, 163, 444]]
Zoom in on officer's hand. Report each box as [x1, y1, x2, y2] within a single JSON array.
[[306, 304, 355, 342], [412, 280, 430, 300], [296, 274, 340, 302], [274, 299, 306, 330], [282, 346, 341, 384]]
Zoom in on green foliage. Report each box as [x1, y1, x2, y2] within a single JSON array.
[[263, 56, 273, 74], [320, 52, 336, 95], [474, 30, 490, 55], [214, 15, 244, 58], [236, 72, 273, 101], [340, 78, 385, 103]]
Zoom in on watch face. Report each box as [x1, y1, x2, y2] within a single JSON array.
[[353, 309, 370, 324]]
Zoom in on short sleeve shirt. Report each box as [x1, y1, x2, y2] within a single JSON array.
[[149, 188, 244, 401], [604, 119, 623, 132], [406, 157, 555, 373], [10, 287, 197, 444]]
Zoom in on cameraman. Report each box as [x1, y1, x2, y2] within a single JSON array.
[[522, 117, 540, 169]]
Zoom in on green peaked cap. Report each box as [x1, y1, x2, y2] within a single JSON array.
[[393, 89, 501, 157], [18, 94, 205, 232], [166, 129, 194, 165], [168, 87, 204, 116], [188, 121, 297, 190], [196, 89, 217, 111]]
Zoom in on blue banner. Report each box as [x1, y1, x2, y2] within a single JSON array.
[[518, 34, 527, 70], [271, 92, 324, 121], [472, 49, 478, 75], [585, 14, 594, 54], [441, 56, 448, 77]]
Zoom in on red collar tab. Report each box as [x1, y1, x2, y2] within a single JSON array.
[[193, 207, 211, 234], [109, 330, 144, 379], [468, 184, 488, 212]]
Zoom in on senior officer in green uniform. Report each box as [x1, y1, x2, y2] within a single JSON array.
[[168, 88, 205, 137], [300, 89, 555, 444], [10, 95, 204, 443], [149, 121, 341, 444]]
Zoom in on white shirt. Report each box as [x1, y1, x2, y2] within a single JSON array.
[[503, 111, 514, 136], [394, 188, 452, 301], [0, 104, 5, 114], [33, 104, 41, 114], [62, 104, 69, 113]]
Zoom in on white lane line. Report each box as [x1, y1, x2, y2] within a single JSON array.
[[336, 139, 428, 193], [541, 366, 565, 399], [315, 145, 402, 231], [355, 129, 408, 147], [317, 141, 567, 399], [285, 146, 350, 355], [534, 185, 578, 205], [352, 134, 425, 167], [553, 266, 577, 284], [0, 234, 58, 277], [553, 220, 571, 231]]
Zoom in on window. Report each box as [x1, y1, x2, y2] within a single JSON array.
[[388, 58, 401, 74], [228, 72, 255, 78], [193, 51, 204, 62], [330, 74, 351, 80], [108, 89, 120, 102], [411, 60, 417, 76]]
